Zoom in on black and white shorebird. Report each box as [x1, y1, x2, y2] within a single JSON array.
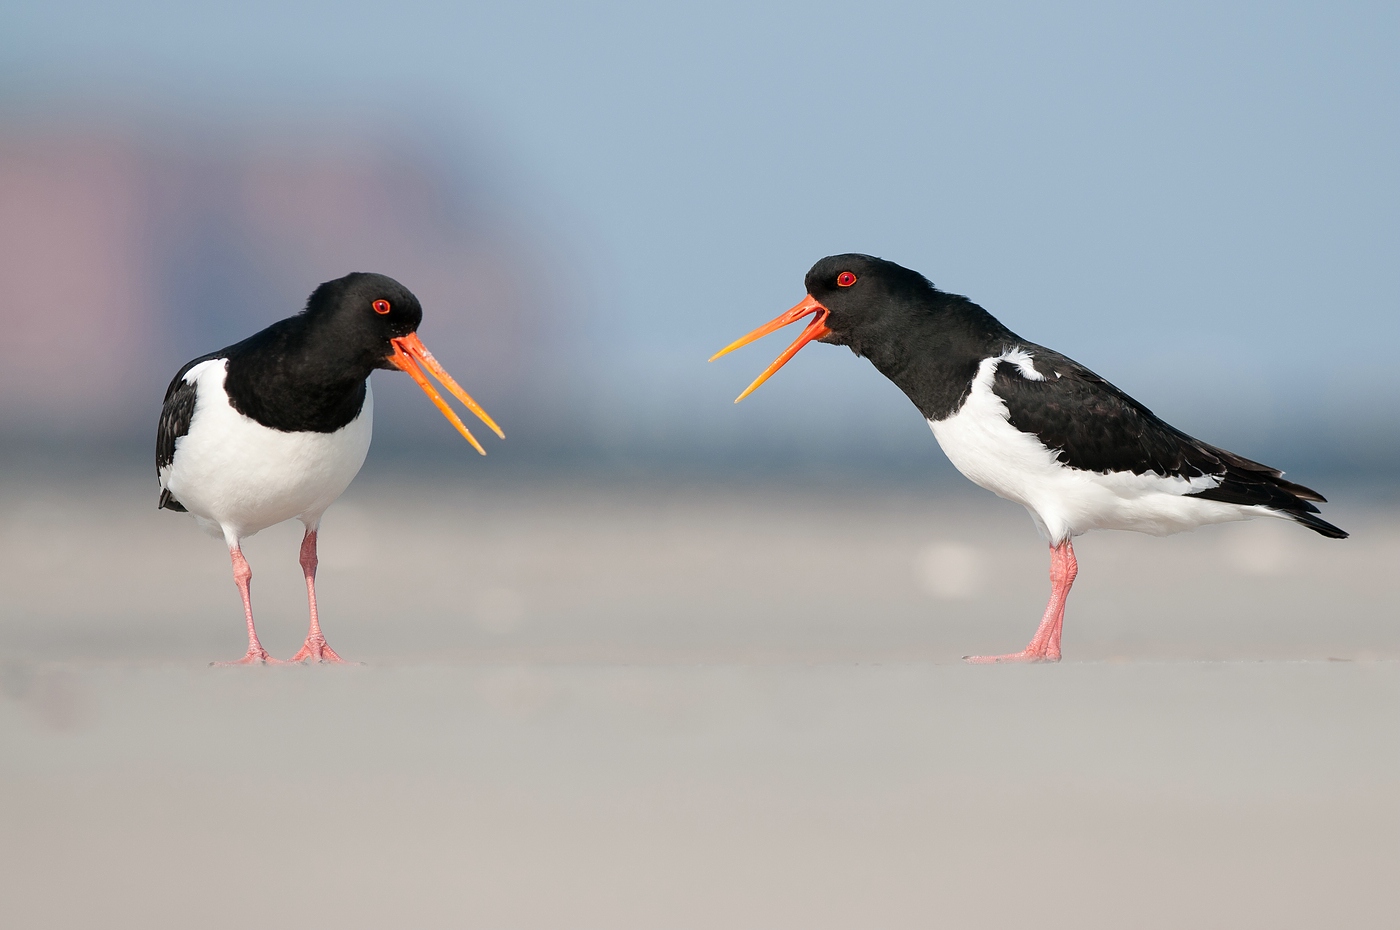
[[711, 254, 1346, 662], [157, 272, 502, 665]]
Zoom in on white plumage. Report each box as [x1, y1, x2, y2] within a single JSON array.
[[712, 252, 1345, 662], [160, 359, 373, 546], [156, 272, 502, 665], [928, 350, 1275, 544]]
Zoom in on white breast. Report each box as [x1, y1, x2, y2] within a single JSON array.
[[928, 351, 1258, 542], [161, 359, 373, 540]]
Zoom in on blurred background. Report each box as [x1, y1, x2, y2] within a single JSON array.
[[2, 0, 1397, 476], [2, 3, 1397, 928]]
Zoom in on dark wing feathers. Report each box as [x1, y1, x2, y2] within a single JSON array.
[[992, 348, 1347, 539], [155, 353, 221, 512]]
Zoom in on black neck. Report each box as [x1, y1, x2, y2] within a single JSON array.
[[221, 315, 376, 433], [834, 292, 1019, 421]]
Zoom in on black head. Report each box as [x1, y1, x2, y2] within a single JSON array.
[[310, 272, 503, 452], [302, 272, 425, 369], [803, 253, 940, 346], [226, 271, 503, 452], [712, 253, 1011, 404]]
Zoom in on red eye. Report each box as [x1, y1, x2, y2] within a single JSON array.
[[373, 300, 391, 314], [837, 272, 857, 287]]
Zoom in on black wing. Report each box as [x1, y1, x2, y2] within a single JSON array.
[[156, 353, 221, 512], [991, 346, 1347, 539]]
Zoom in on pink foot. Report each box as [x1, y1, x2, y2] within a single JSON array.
[[212, 648, 284, 667], [288, 528, 357, 664], [964, 538, 1076, 665], [288, 636, 355, 664], [217, 544, 283, 666], [964, 649, 1060, 665]]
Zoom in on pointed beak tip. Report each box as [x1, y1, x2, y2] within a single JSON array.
[[715, 295, 830, 401], [390, 332, 503, 451]]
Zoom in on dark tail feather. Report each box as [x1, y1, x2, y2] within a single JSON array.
[[1287, 509, 1348, 539], [1209, 446, 1329, 503], [1187, 445, 1346, 539], [1271, 475, 1328, 504]]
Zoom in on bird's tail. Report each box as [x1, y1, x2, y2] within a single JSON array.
[[1189, 446, 1348, 539], [1284, 508, 1349, 539]]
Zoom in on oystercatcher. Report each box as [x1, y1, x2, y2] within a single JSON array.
[[711, 254, 1346, 662], [157, 272, 502, 665]]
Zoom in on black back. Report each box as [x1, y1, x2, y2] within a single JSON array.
[[989, 346, 1345, 537], [805, 254, 1347, 539], [156, 272, 424, 511]]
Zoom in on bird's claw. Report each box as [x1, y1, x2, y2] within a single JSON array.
[[963, 651, 1061, 664], [211, 649, 284, 667], [288, 637, 355, 664]]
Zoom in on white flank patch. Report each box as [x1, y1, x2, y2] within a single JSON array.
[[998, 346, 1047, 381], [161, 359, 373, 542], [928, 350, 1265, 542]]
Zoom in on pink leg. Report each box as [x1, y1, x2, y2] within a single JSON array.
[[288, 527, 351, 664], [213, 545, 281, 666], [966, 538, 1078, 664]]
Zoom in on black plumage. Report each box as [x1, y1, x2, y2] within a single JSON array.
[[155, 273, 423, 510], [715, 253, 1347, 662], [802, 253, 1345, 540], [988, 349, 1346, 539], [155, 356, 212, 512], [154, 271, 502, 665]]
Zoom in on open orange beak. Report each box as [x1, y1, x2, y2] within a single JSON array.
[[387, 332, 504, 455], [708, 294, 832, 403]]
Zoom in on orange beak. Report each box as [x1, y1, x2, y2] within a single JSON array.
[[387, 332, 504, 455], [708, 294, 832, 403]]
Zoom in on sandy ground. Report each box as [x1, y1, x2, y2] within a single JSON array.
[[2, 474, 1397, 928]]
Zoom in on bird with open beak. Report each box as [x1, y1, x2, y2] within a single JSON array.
[[713, 254, 1345, 662], [157, 272, 503, 664]]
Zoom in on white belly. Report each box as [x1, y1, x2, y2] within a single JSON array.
[[162, 359, 373, 540], [928, 354, 1257, 542]]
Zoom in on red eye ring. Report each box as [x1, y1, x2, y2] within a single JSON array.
[[373, 299, 391, 314], [837, 272, 857, 287]]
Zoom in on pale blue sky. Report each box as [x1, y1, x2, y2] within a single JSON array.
[[3, 1, 1396, 472]]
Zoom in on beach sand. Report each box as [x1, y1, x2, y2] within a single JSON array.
[[2, 476, 1396, 928]]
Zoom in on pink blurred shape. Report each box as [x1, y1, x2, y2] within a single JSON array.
[[0, 123, 549, 440]]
